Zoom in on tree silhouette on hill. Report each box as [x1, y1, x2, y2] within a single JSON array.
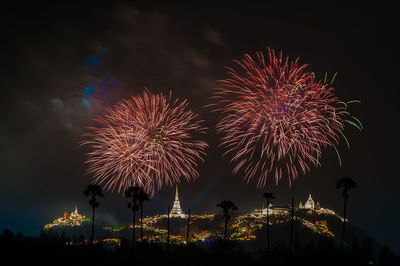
[[83, 184, 103, 245], [125, 186, 141, 250], [336, 177, 356, 249], [263, 192, 275, 254], [137, 189, 149, 242], [216, 200, 238, 242]]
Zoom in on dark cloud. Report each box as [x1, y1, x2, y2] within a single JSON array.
[[203, 28, 225, 46]]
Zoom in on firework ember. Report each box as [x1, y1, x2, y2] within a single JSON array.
[[82, 91, 208, 196], [211, 47, 360, 187]]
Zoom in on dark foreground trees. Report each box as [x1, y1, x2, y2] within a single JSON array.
[[2, 230, 399, 266]]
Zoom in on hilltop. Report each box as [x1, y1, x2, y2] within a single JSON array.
[[42, 194, 383, 256]]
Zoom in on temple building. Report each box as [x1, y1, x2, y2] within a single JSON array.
[[304, 194, 315, 209], [169, 185, 185, 218], [299, 194, 321, 210], [43, 206, 90, 230]]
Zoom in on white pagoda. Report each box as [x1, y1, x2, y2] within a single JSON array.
[[304, 194, 315, 209], [169, 185, 185, 218]]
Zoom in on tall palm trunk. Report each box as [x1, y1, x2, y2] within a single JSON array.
[[341, 195, 347, 249], [132, 209, 136, 250], [262, 193, 274, 255], [167, 205, 170, 252], [140, 203, 143, 242], [91, 204, 95, 245], [224, 211, 228, 242], [186, 208, 191, 244], [266, 205, 270, 254], [336, 177, 356, 250], [84, 185, 103, 246], [216, 200, 237, 246], [289, 197, 294, 254]]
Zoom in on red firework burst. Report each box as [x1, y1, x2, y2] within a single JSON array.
[[211, 47, 349, 187], [82, 91, 208, 196]]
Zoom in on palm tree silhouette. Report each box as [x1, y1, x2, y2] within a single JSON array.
[[289, 196, 294, 255], [83, 184, 103, 245], [216, 200, 238, 242], [125, 186, 141, 250], [137, 189, 149, 242], [167, 204, 171, 252], [336, 177, 356, 249], [186, 208, 191, 244], [263, 192, 275, 254]]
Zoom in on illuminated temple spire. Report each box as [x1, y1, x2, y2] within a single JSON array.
[[304, 194, 315, 209], [169, 185, 185, 218]]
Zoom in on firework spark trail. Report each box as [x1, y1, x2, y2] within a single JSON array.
[[82, 91, 208, 196], [211, 47, 357, 187]]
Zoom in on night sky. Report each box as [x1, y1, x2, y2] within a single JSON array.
[[2, 1, 399, 252]]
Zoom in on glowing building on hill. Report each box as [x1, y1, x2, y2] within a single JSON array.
[[304, 194, 315, 209], [261, 201, 289, 216], [43, 206, 90, 230], [169, 185, 185, 218], [298, 194, 321, 210]]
